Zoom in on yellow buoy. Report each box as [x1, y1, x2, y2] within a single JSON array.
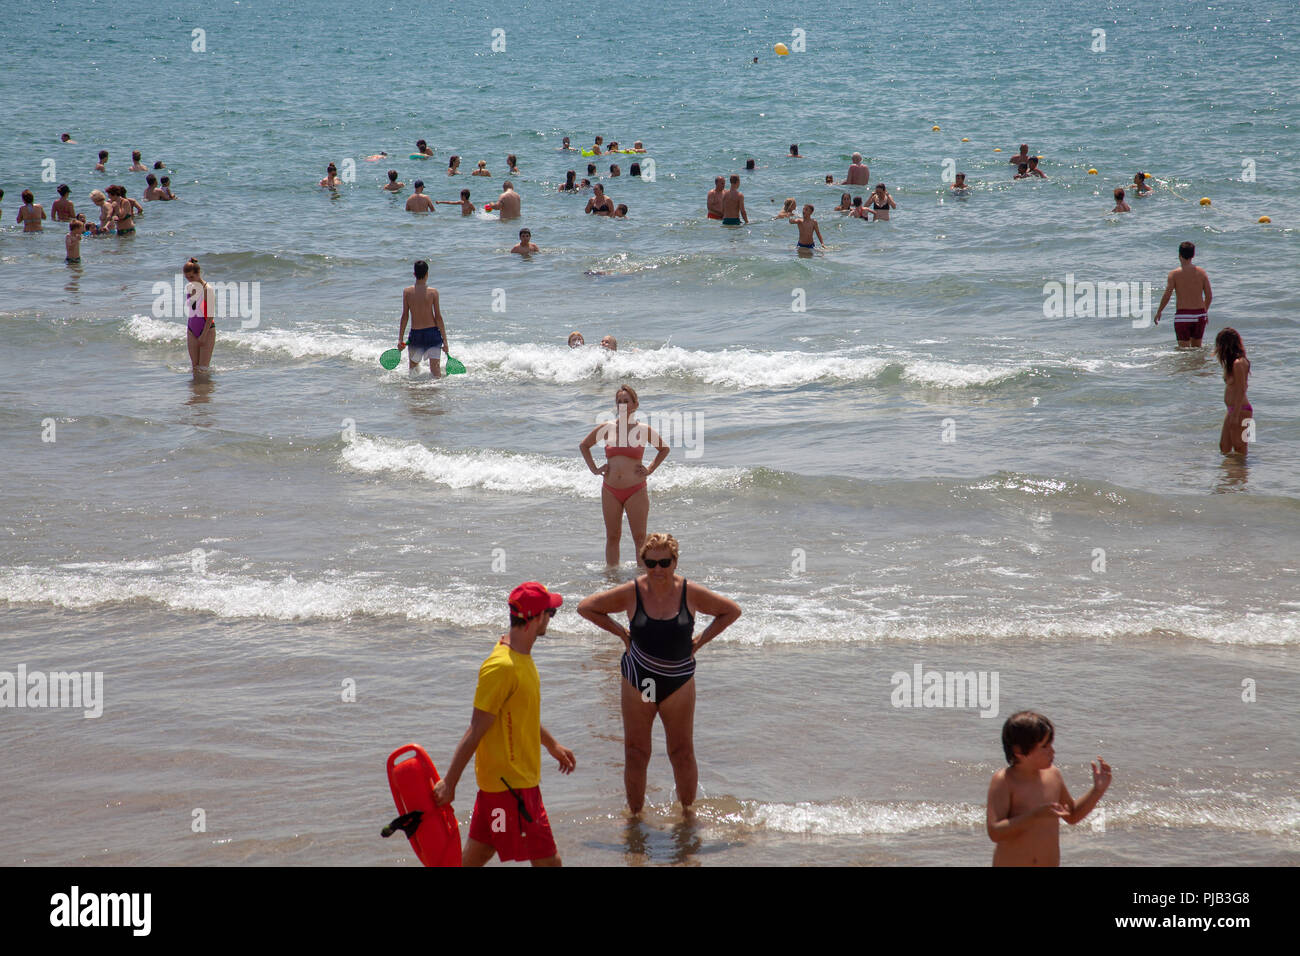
[[993, 148, 1002, 152], [1143, 172, 1152, 179], [1199, 197, 1211, 206], [1258, 215, 1271, 223], [961, 137, 969, 142], [932, 125, 941, 131], [1087, 168, 1098, 175], [774, 42, 789, 55]]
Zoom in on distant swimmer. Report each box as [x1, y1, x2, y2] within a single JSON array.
[[16, 190, 46, 231], [129, 150, 147, 172], [510, 228, 538, 255], [472, 160, 492, 177], [1111, 188, 1130, 213], [398, 259, 449, 377], [1154, 240, 1212, 347], [776, 197, 797, 219], [601, 336, 617, 351], [1132, 171, 1152, 196], [849, 196, 868, 218], [153, 160, 166, 170], [587, 163, 598, 178], [1028, 157, 1047, 178], [110, 185, 141, 235], [448, 155, 461, 175], [842, 151, 870, 186], [987, 711, 1111, 867], [951, 172, 969, 192], [143, 174, 163, 200], [824, 174, 834, 185], [612, 204, 628, 219], [870, 183, 897, 220], [94, 150, 108, 173], [559, 170, 578, 192], [1009, 144, 1031, 165], [52, 184, 75, 221], [405, 180, 435, 212], [568, 332, 585, 348], [834, 192, 852, 212], [591, 135, 604, 156], [576, 532, 742, 814], [607, 141, 621, 153], [65, 219, 84, 264], [415, 139, 433, 157], [721, 174, 748, 225], [431, 581, 575, 867], [745, 159, 756, 171], [158, 176, 178, 200], [507, 154, 519, 174], [790, 203, 824, 251], [365, 151, 389, 162], [60, 133, 76, 144], [609, 164, 621, 177], [496, 181, 522, 219], [561, 136, 575, 151], [632, 141, 646, 153], [184, 258, 216, 375], [706, 176, 726, 220], [320, 162, 342, 187], [436, 188, 475, 215], [788, 144, 801, 158], [1214, 327, 1252, 456], [1014, 163, 1031, 180], [381, 169, 405, 192], [585, 183, 614, 216], [578, 384, 669, 565], [629, 162, 641, 177], [577, 178, 592, 191]]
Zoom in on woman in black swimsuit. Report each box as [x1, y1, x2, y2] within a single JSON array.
[[578, 533, 742, 814], [585, 183, 614, 215], [869, 182, 897, 221]]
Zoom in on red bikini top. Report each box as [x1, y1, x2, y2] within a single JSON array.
[[605, 445, 646, 459]]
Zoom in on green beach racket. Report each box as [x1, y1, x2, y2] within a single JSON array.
[[446, 356, 466, 375], [379, 347, 404, 370]]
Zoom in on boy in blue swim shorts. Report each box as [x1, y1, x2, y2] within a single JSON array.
[[398, 260, 449, 376]]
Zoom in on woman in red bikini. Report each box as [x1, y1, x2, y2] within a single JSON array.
[[580, 384, 669, 565], [1215, 327, 1252, 456]]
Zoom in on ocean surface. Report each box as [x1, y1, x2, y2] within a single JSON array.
[[2, 0, 1298, 866]]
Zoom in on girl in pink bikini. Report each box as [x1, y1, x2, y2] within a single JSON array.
[[579, 384, 669, 566], [1215, 328, 1252, 456]]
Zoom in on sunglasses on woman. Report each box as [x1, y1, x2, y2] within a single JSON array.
[[643, 557, 674, 568]]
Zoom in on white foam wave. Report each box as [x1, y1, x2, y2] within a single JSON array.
[[338, 434, 745, 496], [727, 799, 979, 835]]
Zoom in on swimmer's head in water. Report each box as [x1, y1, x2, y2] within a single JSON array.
[[634, 141, 644, 149], [610, 164, 620, 175], [629, 163, 641, 177], [1179, 241, 1195, 260], [565, 170, 576, 185], [1017, 163, 1029, 173], [1001, 711, 1054, 766], [595, 136, 603, 145], [327, 162, 337, 174], [568, 332, 584, 348], [461, 188, 470, 199], [414, 260, 429, 280], [154, 161, 165, 169], [593, 183, 605, 195], [875, 183, 886, 193], [417, 139, 427, 150], [587, 163, 597, 175], [503, 181, 514, 191], [954, 173, 966, 184], [132, 150, 141, 162], [789, 144, 799, 156], [853, 196, 863, 207], [746, 159, 756, 170], [1028, 157, 1039, 167], [519, 228, 531, 239], [161, 176, 171, 186], [146, 174, 157, 186], [603, 337, 620, 353], [852, 152, 863, 164], [507, 154, 517, 166], [1019, 144, 1029, 153], [22, 189, 34, 204], [1114, 188, 1124, 200], [98, 150, 108, 161], [840, 192, 850, 204], [449, 155, 459, 168], [580, 179, 591, 188], [562, 136, 571, 146], [61, 133, 71, 142], [388, 169, 399, 181], [414, 180, 424, 190], [477, 160, 487, 169], [825, 175, 833, 183], [615, 204, 628, 216], [57, 183, 70, 196]]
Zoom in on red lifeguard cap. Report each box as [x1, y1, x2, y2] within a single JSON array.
[[509, 582, 563, 619]]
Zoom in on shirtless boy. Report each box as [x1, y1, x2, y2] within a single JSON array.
[[1111, 188, 1130, 213], [986, 711, 1111, 867], [721, 175, 748, 225], [1027, 157, 1047, 178], [405, 180, 435, 212], [437, 189, 475, 215], [951, 172, 968, 192], [1154, 240, 1212, 347], [790, 204, 823, 251], [95, 150, 108, 172], [65, 220, 84, 263], [398, 260, 449, 377], [706, 176, 726, 221], [381, 169, 405, 192], [510, 228, 539, 255], [130, 150, 147, 172]]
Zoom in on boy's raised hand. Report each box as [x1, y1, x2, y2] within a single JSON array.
[[1091, 757, 1113, 793]]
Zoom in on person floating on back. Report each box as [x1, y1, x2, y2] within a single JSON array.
[[1154, 240, 1212, 347], [986, 711, 1112, 867]]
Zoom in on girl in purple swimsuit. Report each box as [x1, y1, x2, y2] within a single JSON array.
[[579, 384, 669, 566], [184, 258, 215, 375], [1215, 328, 1252, 455]]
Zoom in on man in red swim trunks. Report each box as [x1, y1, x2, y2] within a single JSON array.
[[433, 582, 576, 866], [1154, 240, 1212, 347], [706, 176, 725, 220]]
